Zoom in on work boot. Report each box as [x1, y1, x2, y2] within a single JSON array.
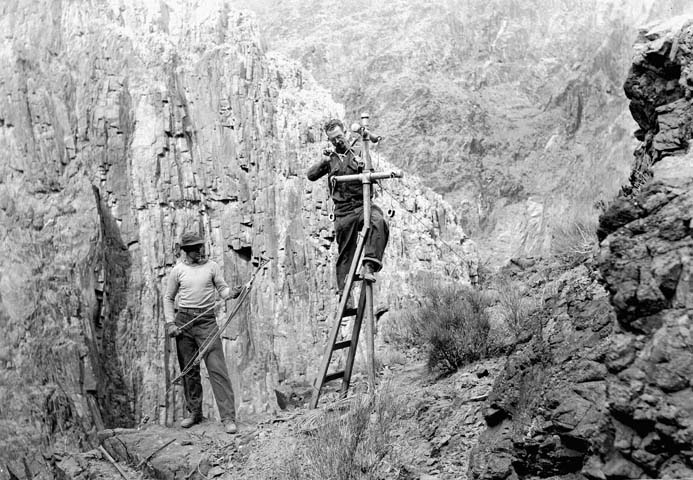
[[361, 261, 376, 282], [181, 414, 202, 428], [224, 420, 238, 434]]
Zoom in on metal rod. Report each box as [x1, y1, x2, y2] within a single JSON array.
[[361, 131, 377, 392], [364, 281, 375, 391], [333, 170, 403, 183]]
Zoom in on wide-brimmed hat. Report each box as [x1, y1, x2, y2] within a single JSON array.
[[180, 232, 204, 247]]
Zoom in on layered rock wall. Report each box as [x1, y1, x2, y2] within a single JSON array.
[[0, 1, 467, 475]]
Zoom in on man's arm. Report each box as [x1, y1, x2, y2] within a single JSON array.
[[306, 155, 331, 181], [211, 262, 242, 299]]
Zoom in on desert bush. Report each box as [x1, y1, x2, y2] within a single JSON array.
[[496, 278, 534, 341], [551, 216, 598, 264], [283, 390, 402, 480], [380, 308, 421, 349], [413, 283, 495, 375]]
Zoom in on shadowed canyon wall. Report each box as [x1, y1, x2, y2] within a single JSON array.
[[0, 1, 468, 474]]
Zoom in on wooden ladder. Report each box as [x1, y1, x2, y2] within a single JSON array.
[[310, 230, 372, 408]]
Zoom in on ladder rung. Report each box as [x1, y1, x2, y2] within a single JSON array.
[[342, 307, 357, 318], [325, 371, 345, 382], [333, 340, 351, 350]]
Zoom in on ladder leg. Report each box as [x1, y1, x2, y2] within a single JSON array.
[[310, 227, 369, 409], [340, 285, 367, 397]]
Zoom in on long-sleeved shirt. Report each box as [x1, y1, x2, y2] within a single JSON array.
[[163, 259, 234, 323], [307, 137, 371, 216]]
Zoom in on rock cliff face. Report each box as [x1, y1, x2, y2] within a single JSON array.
[[0, 1, 467, 475], [231, 0, 691, 264], [470, 17, 693, 480]]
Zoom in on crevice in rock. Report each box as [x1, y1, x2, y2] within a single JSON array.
[[91, 185, 135, 428], [233, 244, 253, 262]]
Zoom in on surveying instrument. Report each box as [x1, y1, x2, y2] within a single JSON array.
[[310, 113, 403, 408]]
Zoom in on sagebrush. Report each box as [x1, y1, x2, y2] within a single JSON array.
[[400, 283, 497, 375], [551, 217, 598, 264], [496, 278, 534, 341]]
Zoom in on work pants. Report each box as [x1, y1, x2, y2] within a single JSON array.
[[334, 205, 389, 291], [174, 310, 236, 421]]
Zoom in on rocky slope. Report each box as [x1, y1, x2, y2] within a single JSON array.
[[0, 1, 470, 477], [470, 17, 693, 480], [53, 358, 504, 479], [231, 0, 693, 264]]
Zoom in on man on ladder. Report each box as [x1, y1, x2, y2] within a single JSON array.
[[307, 118, 389, 303], [163, 231, 241, 434], [307, 116, 400, 408]]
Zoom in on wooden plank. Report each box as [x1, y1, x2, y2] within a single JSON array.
[[98, 446, 129, 480]]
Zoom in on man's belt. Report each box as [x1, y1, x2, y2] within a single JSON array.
[[177, 306, 214, 314]]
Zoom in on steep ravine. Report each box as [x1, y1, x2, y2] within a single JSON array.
[[0, 1, 470, 477]]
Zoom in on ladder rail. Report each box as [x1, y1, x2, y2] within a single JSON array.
[[310, 224, 370, 409]]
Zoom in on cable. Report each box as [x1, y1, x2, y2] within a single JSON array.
[[368, 140, 471, 267], [175, 304, 217, 332], [378, 183, 470, 265], [170, 284, 253, 385]]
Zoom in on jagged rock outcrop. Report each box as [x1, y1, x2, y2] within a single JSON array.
[[470, 17, 693, 480], [623, 15, 693, 189], [0, 1, 468, 477]]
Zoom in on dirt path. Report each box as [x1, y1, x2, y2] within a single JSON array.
[[56, 354, 504, 479]]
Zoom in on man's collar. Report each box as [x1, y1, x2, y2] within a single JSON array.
[[183, 256, 208, 265]]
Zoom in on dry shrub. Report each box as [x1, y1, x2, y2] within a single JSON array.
[[496, 278, 534, 341], [382, 282, 501, 375], [551, 216, 598, 264], [380, 309, 420, 349], [414, 283, 495, 375], [283, 391, 401, 480]]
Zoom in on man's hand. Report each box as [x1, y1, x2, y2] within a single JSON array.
[[229, 285, 243, 299], [166, 322, 181, 338]]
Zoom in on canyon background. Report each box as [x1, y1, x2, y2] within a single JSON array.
[[2, 1, 693, 479]]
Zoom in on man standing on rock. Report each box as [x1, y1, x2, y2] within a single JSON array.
[[307, 118, 389, 304], [163, 231, 241, 434]]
